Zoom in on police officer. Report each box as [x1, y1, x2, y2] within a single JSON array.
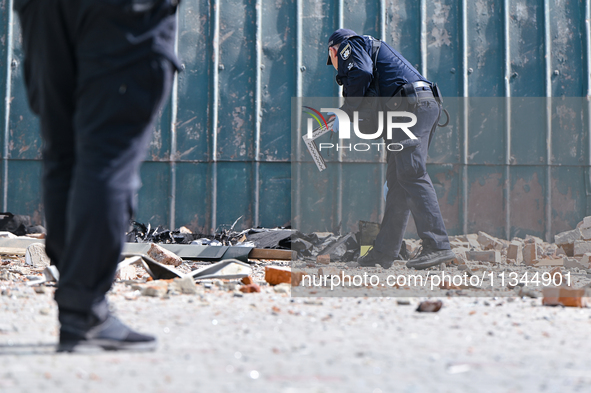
[[14, 0, 179, 351], [326, 28, 455, 270]]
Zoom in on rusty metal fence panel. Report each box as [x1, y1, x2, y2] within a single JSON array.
[[1, 0, 590, 240]]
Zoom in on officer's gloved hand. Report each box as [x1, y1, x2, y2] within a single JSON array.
[[327, 112, 339, 133], [383, 181, 388, 202]]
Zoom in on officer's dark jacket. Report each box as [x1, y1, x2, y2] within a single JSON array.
[[336, 35, 429, 117]]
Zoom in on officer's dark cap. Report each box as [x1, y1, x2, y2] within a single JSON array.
[[327, 28, 356, 65]]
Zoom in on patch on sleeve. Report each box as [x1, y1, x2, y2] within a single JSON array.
[[340, 43, 351, 60]]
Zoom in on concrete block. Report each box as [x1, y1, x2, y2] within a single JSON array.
[[581, 227, 591, 241], [507, 242, 523, 263], [574, 240, 591, 257], [465, 250, 501, 263], [523, 244, 538, 266], [147, 243, 183, 267]]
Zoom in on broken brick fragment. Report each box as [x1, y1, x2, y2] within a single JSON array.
[[542, 287, 590, 308], [239, 284, 261, 293], [465, 250, 500, 263], [554, 228, 581, 257], [549, 267, 563, 283], [523, 243, 538, 266], [147, 243, 183, 267], [534, 257, 564, 267], [507, 242, 523, 263], [265, 266, 292, 285], [292, 270, 304, 287], [477, 231, 503, 250], [116, 265, 137, 281], [316, 254, 330, 265], [579, 253, 591, 268], [574, 240, 591, 257], [241, 276, 255, 285]]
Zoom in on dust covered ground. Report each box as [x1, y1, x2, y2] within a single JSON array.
[[1, 261, 591, 393]]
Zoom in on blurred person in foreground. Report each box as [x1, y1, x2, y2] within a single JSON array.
[[14, 0, 180, 352]]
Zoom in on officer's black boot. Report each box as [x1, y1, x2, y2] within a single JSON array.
[[57, 301, 156, 353], [357, 248, 394, 269], [405, 244, 455, 270]]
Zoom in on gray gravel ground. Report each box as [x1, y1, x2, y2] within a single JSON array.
[[2, 276, 591, 393]]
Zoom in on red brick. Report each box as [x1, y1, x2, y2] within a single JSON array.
[[265, 266, 292, 285]]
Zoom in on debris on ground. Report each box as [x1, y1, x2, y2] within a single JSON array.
[[417, 300, 443, 312], [0, 212, 45, 237], [0, 214, 591, 309]]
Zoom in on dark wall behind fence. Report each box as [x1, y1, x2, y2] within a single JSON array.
[[1, 0, 590, 240]]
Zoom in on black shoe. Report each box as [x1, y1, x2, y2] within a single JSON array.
[[406, 245, 455, 270], [357, 248, 394, 269], [58, 313, 157, 353]]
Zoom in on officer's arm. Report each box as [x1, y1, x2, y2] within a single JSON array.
[[337, 41, 374, 115]]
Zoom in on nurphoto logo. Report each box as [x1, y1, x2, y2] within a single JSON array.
[[301, 106, 420, 171]]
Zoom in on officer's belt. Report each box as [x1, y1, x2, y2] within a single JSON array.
[[385, 81, 437, 111]]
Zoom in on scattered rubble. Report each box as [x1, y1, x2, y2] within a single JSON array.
[[1, 215, 591, 309]]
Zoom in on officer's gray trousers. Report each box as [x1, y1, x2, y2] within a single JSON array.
[[374, 98, 451, 257]]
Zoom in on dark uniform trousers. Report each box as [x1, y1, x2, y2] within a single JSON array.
[[16, 0, 177, 315], [374, 97, 451, 257]]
